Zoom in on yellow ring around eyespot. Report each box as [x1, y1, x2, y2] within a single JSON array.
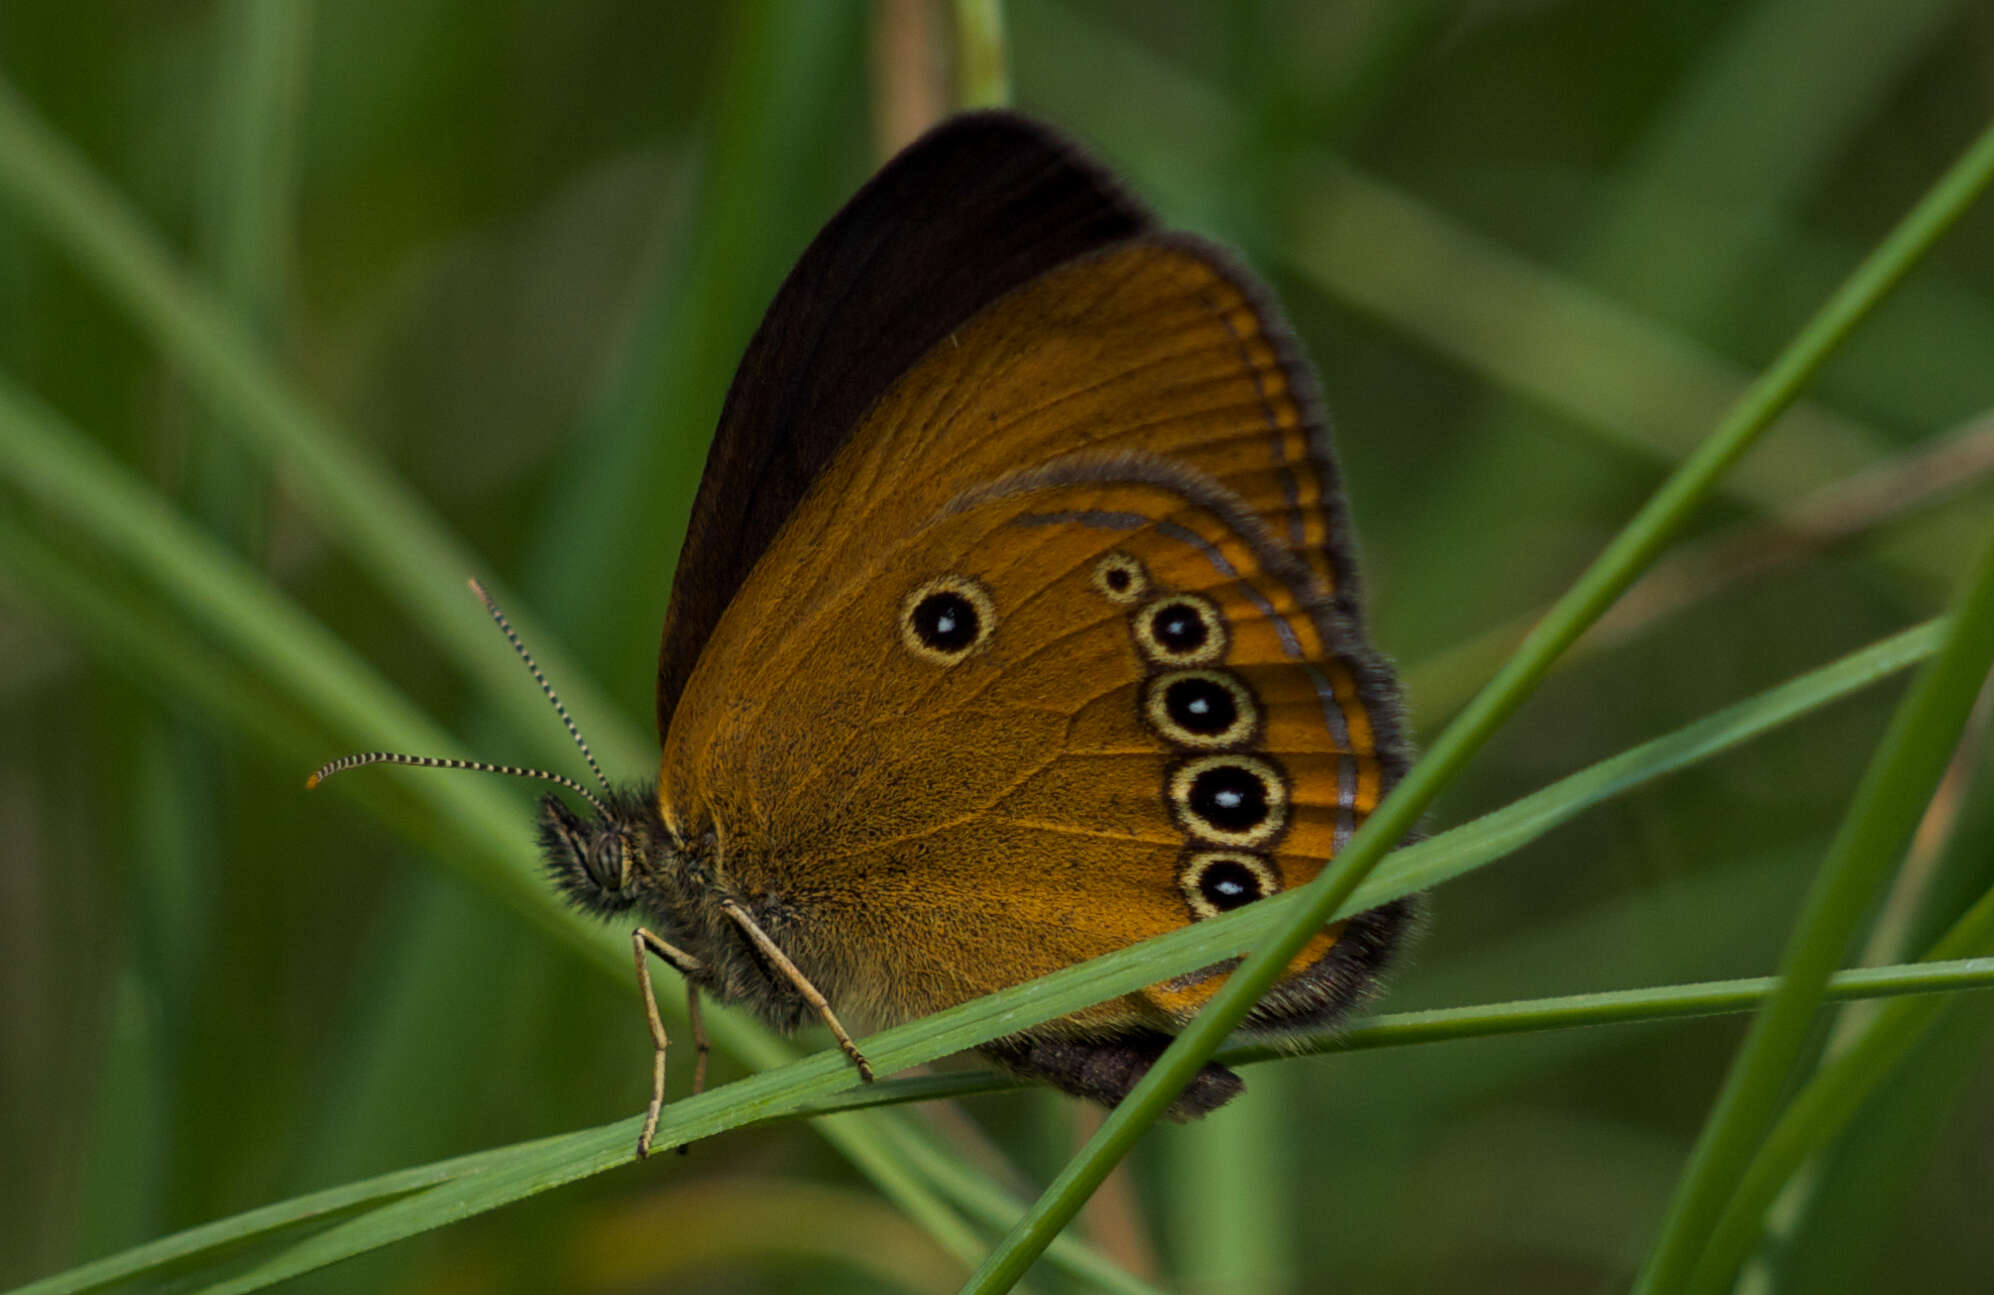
[[1143, 669, 1259, 750], [1167, 753, 1288, 848], [1131, 592, 1228, 667], [898, 574, 996, 665], [1090, 552, 1149, 605], [1178, 849, 1284, 921]]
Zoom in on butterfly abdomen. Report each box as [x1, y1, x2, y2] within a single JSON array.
[[981, 1029, 1245, 1120]]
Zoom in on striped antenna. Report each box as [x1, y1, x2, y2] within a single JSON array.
[[306, 752, 609, 816], [468, 577, 613, 797], [305, 578, 615, 817]]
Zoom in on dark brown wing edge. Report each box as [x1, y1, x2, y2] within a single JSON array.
[[655, 110, 1153, 736], [1150, 230, 1401, 744]]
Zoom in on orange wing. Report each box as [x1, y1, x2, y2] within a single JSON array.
[[661, 239, 1408, 1034]]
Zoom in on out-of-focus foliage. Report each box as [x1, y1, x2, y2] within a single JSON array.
[[3, 2, 1992, 1291]]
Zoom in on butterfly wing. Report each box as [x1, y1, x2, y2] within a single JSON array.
[[660, 236, 1412, 1104], [656, 111, 1150, 735]]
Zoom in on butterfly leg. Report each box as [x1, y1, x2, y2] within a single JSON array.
[[686, 985, 710, 1098], [719, 899, 876, 1084], [632, 927, 702, 1158]]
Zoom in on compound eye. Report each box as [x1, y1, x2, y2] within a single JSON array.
[[585, 835, 625, 892]]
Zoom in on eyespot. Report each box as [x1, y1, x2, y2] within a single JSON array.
[[1179, 850, 1282, 920], [1168, 754, 1288, 847], [900, 575, 996, 665], [1133, 594, 1227, 667], [1091, 553, 1148, 604], [1143, 670, 1258, 749]]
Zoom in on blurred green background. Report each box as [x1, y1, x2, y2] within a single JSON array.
[[5, 1, 1994, 1291]]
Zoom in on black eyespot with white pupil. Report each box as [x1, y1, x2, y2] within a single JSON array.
[[1168, 676, 1233, 732], [1169, 754, 1288, 847], [912, 591, 977, 651], [1191, 764, 1267, 830], [1143, 669, 1258, 749], [1199, 858, 1261, 909], [1179, 850, 1282, 920], [1133, 593, 1226, 666], [1152, 603, 1206, 652], [900, 576, 996, 665]]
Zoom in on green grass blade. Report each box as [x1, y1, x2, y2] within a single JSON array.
[[0, 516, 318, 791], [195, 0, 307, 343], [959, 111, 1994, 1295], [1631, 521, 1994, 1289], [1346, 620, 1941, 910], [1744, 706, 1994, 1292], [790, 953, 1994, 1110], [1688, 877, 1994, 1290], [16, 954, 1994, 1295], [2, 1133, 551, 1295], [188, 959, 1970, 1295], [1301, 958, 1994, 1057]]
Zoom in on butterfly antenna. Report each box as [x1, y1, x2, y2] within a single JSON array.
[[467, 577, 614, 798], [306, 752, 610, 816]]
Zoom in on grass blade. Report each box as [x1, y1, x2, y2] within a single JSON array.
[[1636, 532, 1994, 1288], [15, 953, 1994, 1295], [1688, 874, 1994, 1291], [1633, 500, 1994, 1284]]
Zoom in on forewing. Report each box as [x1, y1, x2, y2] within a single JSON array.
[[656, 112, 1150, 734]]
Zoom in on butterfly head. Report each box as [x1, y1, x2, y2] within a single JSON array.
[[537, 785, 678, 917], [308, 579, 698, 923]]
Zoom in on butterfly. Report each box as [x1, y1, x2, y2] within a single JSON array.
[[313, 111, 1413, 1156]]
